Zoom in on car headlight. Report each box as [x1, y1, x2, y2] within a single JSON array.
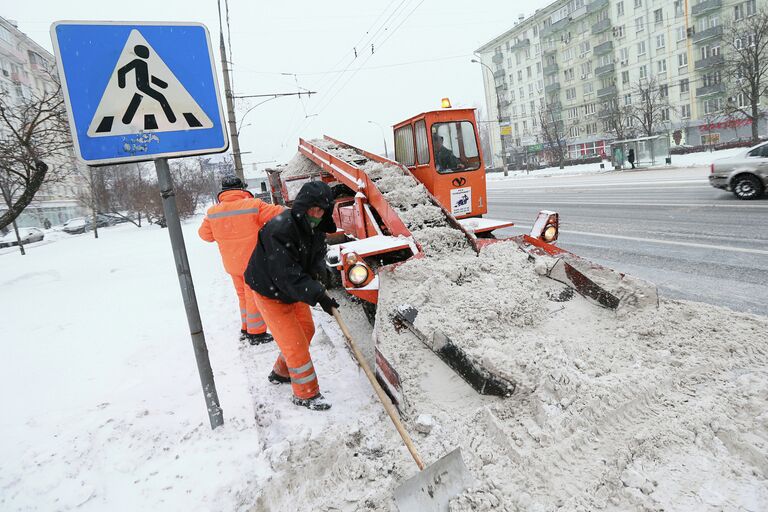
[[348, 264, 370, 286], [543, 225, 558, 242]]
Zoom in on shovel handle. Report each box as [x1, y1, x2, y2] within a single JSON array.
[[332, 308, 426, 471]]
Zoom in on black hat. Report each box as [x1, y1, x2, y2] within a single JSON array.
[[221, 175, 246, 190]]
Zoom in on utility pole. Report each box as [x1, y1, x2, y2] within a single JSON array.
[[219, 29, 244, 181], [472, 59, 508, 176]]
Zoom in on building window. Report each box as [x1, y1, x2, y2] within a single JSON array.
[[622, 70, 630, 84], [637, 41, 646, 57], [656, 34, 665, 49], [618, 48, 629, 66], [639, 64, 648, 79], [661, 108, 670, 121], [614, 25, 626, 38], [636, 16, 645, 32], [678, 52, 688, 67], [680, 78, 689, 93], [657, 59, 667, 74], [703, 97, 723, 114], [566, 87, 577, 100], [624, 93, 632, 105], [536, 62, 542, 73], [584, 103, 596, 115], [527, 66, 532, 78], [660, 84, 669, 98], [654, 8, 663, 24], [584, 82, 594, 94], [674, 0, 683, 17], [518, 70, 523, 81], [681, 104, 691, 118], [617, 1, 625, 17], [634, 0, 642, 8], [564, 68, 575, 81], [581, 61, 592, 77], [676, 26, 686, 41], [528, 83, 534, 97]]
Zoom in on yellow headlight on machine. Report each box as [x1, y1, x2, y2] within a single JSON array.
[[543, 225, 558, 242], [348, 264, 370, 286]]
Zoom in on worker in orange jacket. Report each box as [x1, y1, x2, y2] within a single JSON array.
[[198, 176, 284, 345]]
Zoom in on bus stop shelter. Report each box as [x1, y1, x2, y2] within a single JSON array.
[[610, 135, 669, 168]]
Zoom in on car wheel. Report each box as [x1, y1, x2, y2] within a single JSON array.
[[732, 174, 764, 200]]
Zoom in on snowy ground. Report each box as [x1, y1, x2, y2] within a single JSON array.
[[0, 221, 388, 511], [488, 146, 747, 180]]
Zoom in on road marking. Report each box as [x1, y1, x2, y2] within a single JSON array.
[[488, 179, 704, 189], [500, 225, 768, 255], [487, 200, 768, 208]]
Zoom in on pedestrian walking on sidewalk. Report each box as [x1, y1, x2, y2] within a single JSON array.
[[244, 181, 338, 411], [627, 148, 636, 169], [198, 176, 283, 345]]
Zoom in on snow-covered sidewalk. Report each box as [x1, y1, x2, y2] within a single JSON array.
[[488, 146, 747, 180], [0, 221, 386, 511]]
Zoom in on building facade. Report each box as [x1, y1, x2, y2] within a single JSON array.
[[0, 17, 86, 228], [476, 0, 765, 169]]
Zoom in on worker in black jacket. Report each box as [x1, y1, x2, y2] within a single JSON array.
[[245, 181, 339, 411]]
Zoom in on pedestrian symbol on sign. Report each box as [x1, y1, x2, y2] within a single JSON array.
[[88, 29, 213, 137]]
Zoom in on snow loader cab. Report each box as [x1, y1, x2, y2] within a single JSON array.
[[393, 108, 489, 222]]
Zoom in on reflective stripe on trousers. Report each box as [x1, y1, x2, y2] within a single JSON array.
[[253, 291, 319, 399], [231, 274, 267, 334]]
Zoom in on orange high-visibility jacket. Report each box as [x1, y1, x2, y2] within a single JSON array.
[[198, 189, 284, 276]]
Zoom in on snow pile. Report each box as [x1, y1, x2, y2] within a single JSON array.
[[277, 152, 322, 178], [373, 239, 768, 511]]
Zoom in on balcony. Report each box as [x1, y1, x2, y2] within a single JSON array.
[[595, 63, 615, 76], [492, 53, 504, 64], [548, 101, 562, 111], [597, 85, 617, 97], [587, 0, 609, 13], [541, 17, 571, 37], [545, 82, 561, 94], [543, 63, 559, 75], [594, 40, 613, 56], [592, 18, 612, 35], [495, 82, 508, 91], [694, 54, 724, 70], [598, 108, 613, 119], [692, 0, 722, 16], [493, 69, 505, 78], [510, 38, 530, 50], [696, 83, 726, 97], [692, 25, 723, 43]]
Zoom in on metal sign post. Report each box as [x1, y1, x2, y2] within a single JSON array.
[[51, 21, 230, 429], [155, 158, 223, 429]]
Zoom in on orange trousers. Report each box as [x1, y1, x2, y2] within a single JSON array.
[[252, 291, 319, 399], [231, 274, 266, 334]]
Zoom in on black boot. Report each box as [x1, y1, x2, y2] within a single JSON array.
[[245, 332, 274, 346], [268, 370, 291, 385], [239, 329, 247, 341], [292, 393, 332, 411]]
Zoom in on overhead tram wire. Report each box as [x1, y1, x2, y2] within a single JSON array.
[[277, 0, 417, 149], [311, 0, 427, 117]]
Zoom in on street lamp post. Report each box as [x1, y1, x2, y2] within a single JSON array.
[[367, 121, 389, 159], [472, 58, 508, 176]]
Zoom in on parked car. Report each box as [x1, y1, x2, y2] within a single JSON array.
[[62, 214, 115, 234], [0, 227, 45, 248], [709, 142, 768, 199]]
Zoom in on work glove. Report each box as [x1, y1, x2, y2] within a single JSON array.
[[318, 294, 339, 316]]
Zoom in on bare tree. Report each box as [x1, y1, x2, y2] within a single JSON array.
[[723, 9, 768, 143], [0, 75, 73, 233], [628, 78, 672, 163], [600, 98, 635, 142], [537, 102, 567, 168]]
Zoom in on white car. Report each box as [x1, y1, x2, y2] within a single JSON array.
[[0, 227, 45, 248], [709, 142, 768, 199]]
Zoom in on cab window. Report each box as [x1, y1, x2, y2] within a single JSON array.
[[430, 121, 481, 173], [394, 125, 415, 166], [415, 120, 430, 165]]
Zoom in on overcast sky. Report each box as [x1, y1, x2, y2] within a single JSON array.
[[5, 0, 551, 175]]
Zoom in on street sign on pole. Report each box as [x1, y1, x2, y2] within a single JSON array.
[[51, 21, 228, 165], [51, 21, 226, 429]]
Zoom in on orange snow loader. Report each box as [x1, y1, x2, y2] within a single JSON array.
[[266, 105, 658, 400]]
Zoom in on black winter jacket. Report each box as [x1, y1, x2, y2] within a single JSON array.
[[244, 181, 336, 305]]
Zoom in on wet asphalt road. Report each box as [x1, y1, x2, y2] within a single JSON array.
[[486, 166, 768, 316]]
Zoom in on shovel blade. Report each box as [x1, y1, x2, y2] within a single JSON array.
[[394, 448, 474, 512]]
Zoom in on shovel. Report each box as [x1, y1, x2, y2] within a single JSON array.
[[332, 308, 474, 511]]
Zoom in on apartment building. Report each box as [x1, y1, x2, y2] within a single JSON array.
[[476, 0, 764, 169], [0, 16, 86, 228]]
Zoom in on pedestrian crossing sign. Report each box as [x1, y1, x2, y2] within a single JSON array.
[[51, 21, 228, 164]]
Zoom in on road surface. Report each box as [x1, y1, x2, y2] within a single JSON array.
[[486, 166, 768, 316]]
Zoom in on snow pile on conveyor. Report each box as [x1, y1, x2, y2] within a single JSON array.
[[277, 152, 323, 178]]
